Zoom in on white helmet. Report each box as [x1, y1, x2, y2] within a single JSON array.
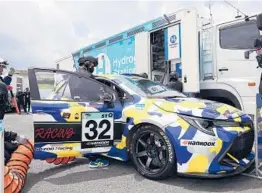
[[0, 57, 8, 67]]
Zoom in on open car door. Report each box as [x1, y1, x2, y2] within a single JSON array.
[[28, 68, 124, 160]]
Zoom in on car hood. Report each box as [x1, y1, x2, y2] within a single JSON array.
[[153, 97, 246, 120]]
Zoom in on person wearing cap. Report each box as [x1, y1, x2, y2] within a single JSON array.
[[77, 56, 98, 78], [0, 58, 15, 86], [166, 71, 183, 92], [75, 56, 110, 168], [68, 56, 100, 102]]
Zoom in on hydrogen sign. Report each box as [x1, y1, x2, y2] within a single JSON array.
[[167, 24, 181, 60], [75, 37, 136, 75]]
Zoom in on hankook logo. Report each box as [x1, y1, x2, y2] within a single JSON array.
[[181, 140, 216, 147]]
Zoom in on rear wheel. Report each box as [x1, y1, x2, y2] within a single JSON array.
[[129, 125, 176, 180]]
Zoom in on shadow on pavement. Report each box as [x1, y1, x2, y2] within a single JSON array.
[[23, 156, 262, 193], [23, 158, 137, 192], [155, 174, 262, 192]]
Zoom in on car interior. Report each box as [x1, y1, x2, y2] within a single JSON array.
[[96, 78, 126, 99]]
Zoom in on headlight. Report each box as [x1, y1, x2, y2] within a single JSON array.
[[178, 114, 241, 136]]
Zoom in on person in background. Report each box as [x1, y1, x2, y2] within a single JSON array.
[[24, 87, 30, 113], [139, 73, 148, 79], [166, 71, 183, 92], [0, 58, 15, 85], [16, 89, 26, 114], [0, 63, 27, 164]]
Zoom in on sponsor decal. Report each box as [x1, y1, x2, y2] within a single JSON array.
[[75, 113, 79, 119], [81, 140, 113, 149], [181, 139, 216, 147], [162, 134, 173, 162], [34, 123, 82, 143], [135, 104, 145, 110], [62, 112, 71, 119], [35, 143, 77, 152]]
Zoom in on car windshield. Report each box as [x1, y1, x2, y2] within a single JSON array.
[[115, 76, 186, 98]]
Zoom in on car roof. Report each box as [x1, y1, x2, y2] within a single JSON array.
[[28, 67, 145, 81], [98, 74, 146, 80]]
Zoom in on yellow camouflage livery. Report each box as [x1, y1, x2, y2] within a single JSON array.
[[32, 72, 254, 178]]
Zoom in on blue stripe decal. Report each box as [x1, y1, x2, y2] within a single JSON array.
[[179, 24, 182, 58], [164, 28, 168, 61]]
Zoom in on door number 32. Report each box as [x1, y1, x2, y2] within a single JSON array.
[[84, 119, 111, 140]]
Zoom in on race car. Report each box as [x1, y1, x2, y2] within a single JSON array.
[[28, 67, 255, 180]]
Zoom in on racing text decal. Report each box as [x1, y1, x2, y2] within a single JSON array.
[[34, 123, 82, 143]]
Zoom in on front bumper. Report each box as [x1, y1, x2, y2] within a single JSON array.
[[165, 116, 255, 177], [177, 157, 254, 178]]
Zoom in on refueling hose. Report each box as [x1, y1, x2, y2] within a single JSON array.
[[4, 140, 34, 193], [4, 139, 76, 193]]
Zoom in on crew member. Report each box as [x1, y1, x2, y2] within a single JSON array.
[[75, 56, 109, 168], [77, 56, 98, 78], [16, 89, 27, 114], [0, 58, 15, 85], [166, 71, 183, 92], [68, 56, 100, 102], [0, 80, 27, 164], [24, 87, 31, 113]]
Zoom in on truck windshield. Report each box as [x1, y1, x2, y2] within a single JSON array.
[[116, 76, 186, 98]]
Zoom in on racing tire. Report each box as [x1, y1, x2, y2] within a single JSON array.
[[129, 125, 176, 180]]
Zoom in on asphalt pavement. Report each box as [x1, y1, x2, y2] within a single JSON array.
[[3, 114, 262, 193]]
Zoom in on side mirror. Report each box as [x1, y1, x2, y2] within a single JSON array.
[[101, 92, 113, 103], [244, 51, 250, 59], [257, 13, 262, 30]]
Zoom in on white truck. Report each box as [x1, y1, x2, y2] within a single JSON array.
[[66, 7, 262, 117]]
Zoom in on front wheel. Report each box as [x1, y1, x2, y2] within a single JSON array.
[[129, 125, 176, 180]]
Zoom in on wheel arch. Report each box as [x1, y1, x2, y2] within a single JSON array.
[[197, 89, 242, 110], [126, 121, 176, 154], [126, 122, 153, 152]]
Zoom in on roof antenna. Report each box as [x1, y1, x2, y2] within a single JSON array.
[[223, 0, 249, 21]]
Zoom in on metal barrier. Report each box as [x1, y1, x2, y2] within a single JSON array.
[[242, 94, 262, 179]]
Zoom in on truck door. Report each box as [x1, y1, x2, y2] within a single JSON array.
[[166, 9, 200, 93], [216, 18, 262, 112], [28, 68, 124, 160], [135, 32, 151, 78]]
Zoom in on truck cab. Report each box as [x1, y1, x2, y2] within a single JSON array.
[[198, 13, 262, 116]]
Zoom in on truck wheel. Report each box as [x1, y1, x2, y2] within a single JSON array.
[[129, 125, 176, 180]]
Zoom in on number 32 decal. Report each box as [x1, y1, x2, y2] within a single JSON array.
[[82, 112, 114, 142], [85, 119, 111, 140]]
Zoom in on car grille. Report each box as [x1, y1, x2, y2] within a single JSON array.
[[227, 129, 254, 160]]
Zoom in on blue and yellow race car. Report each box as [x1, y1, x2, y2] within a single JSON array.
[[28, 68, 254, 180]]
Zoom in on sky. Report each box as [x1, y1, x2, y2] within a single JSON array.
[[0, 0, 261, 70]]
